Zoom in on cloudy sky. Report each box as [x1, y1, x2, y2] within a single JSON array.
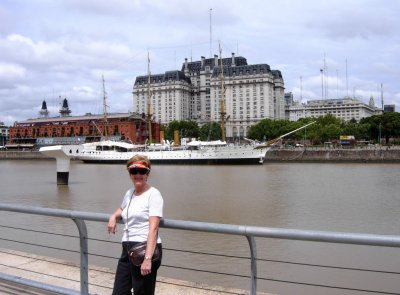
[[1, 0, 399, 126]]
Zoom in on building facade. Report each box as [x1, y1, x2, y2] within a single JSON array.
[[0, 122, 9, 147], [384, 104, 396, 113], [9, 98, 160, 146], [285, 97, 382, 122], [133, 53, 285, 139]]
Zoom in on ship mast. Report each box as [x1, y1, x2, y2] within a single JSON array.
[[102, 75, 108, 140], [147, 51, 153, 145], [218, 44, 226, 142]]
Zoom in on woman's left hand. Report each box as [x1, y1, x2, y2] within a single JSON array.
[[141, 260, 152, 276]]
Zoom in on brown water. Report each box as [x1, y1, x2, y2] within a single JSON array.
[[0, 160, 399, 294]]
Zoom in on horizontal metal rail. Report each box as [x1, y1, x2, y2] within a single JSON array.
[[0, 273, 80, 295], [1, 203, 400, 295]]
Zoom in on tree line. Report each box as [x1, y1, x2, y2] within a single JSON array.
[[161, 112, 400, 145]]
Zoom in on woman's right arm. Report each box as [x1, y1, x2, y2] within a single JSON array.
[[107, 207, 123, 234]]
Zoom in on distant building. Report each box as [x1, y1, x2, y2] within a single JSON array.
[[0, 121, 9, 146], [284, 92, 294, 105], [9, 98, 161, 147], [133, 53, 285, 139], [9, 112, 160, 147], [384, 104, 396, 113], [285, 97, 382, 122]]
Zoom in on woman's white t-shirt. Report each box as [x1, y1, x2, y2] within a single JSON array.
[[120, 187, 163, 243]]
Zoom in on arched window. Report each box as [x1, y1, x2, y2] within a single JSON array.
[[239, 126, 245, 138], [233, 127, 238, 138]]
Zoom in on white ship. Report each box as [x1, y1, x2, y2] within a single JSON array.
[[58, 139, 269, 165], [40, 120, 315, 166]]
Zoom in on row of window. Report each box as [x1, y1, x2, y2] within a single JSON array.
[[136, 93, 280, 122]]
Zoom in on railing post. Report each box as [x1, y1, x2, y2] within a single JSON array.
[[72, 218, 89, 295], [246, 235, 257, 295]]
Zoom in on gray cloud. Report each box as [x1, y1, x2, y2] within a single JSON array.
[[0, 0, 399, 126]]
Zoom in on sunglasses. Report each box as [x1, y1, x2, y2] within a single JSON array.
[[129, 168, 149, 175]]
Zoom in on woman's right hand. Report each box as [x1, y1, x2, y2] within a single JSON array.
[[107, 215, 118, 234], [107, 208, 122, 234]]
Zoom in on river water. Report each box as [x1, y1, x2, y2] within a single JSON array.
[[0, 160, 399, 295]]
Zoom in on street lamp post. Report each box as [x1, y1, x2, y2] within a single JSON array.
[[378, 123, 382, 145]]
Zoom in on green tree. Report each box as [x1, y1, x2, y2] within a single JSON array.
[[248, 117, 319, 143], [342, 120, 370, 140], [199, 122, 221, 141], [319, 124, 342, 143], [360, 115, 380, 142], [360, 112, 400, 144], [316, 113, 342, 126], [164, 120, 199, 140], [381, 112, 400, 143], [247, 119, 288, 141]]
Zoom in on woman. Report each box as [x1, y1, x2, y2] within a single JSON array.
[[107, 155, 163, 295]]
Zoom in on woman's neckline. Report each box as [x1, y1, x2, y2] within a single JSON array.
[[134, 185, 151, 196]]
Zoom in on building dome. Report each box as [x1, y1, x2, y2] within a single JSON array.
[[59, 97, 71, 117], [39, 99, 49, 117], [369, 96, 375, 108]]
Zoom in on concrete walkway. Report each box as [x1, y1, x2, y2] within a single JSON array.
[[0, 249, 273, 295]]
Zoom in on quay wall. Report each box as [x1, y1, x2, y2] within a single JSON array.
[[264, 147, 400, 163], [0, 151, 50, 160]]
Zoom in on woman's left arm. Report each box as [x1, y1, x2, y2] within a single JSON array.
[[141, 216, 161, 275]]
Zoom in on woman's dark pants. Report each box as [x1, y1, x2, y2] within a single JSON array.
[[112, 242, 162, 295]]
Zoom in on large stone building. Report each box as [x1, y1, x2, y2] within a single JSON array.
[[285, 96, 382, 122], [133, 53, 285, 139]]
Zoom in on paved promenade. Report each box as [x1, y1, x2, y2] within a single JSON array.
[[0, 249, 272, 295]]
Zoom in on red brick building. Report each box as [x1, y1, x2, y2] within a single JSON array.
[[9, 112, 160, 146]]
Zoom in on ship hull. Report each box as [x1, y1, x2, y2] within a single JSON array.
[[77, 146, 267, 165], [41, 143, 268, 165], [81, 157, 264, 165]]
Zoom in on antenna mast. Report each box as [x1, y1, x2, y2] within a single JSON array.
[[381, 83, 384, 111], [320, 69, 324, 99], [209, 8, 212, 58], [336, 69, 339, 99], [300, 76, 303, 101], [323, 52, 328, 99], [102, 75, 108, 140], [147, 51, 153, 144], [219, 43, 226, 142], [345, 58, 349, 97]]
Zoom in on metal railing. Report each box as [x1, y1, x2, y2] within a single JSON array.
[[1, 203, 400, 295]]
